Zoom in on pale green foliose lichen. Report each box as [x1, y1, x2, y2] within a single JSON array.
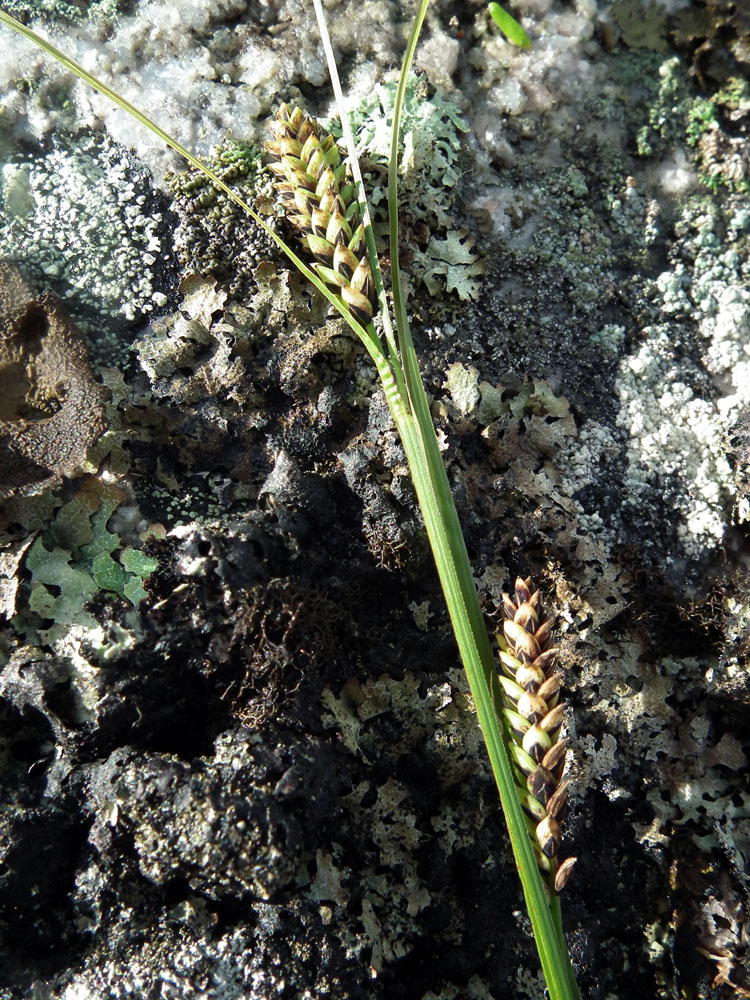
[[14, 482, 157, 645], [337, 74, 484, 301]]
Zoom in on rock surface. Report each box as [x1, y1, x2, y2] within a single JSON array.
[[0, 0, 748, 998]]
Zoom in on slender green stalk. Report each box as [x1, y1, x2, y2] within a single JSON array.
[[381, 4, 579, 997], [0, 7, 580, 997]]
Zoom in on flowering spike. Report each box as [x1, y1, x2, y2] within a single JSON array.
[[266, 105, 377, 325], [497, 578, 576, 890]]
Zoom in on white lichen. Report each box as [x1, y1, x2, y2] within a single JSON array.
[[615, 325, 734, 558], [0, 134, 164, 321]]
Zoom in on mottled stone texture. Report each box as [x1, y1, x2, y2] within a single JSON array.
[[0, 261, 108, 496], [0, 0, 749, 998]]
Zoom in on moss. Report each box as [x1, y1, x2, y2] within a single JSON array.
[[626, 53, 749, 193], [633, 56, 691, 158], [166, 139, 274, 299], [685, 97, 718, 146]]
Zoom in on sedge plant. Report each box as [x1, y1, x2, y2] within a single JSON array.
[[0, 4, 580, 997]]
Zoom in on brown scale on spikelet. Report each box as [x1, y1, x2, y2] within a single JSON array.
[[497, 577, 576, 893], [265, 104, 376, 326]]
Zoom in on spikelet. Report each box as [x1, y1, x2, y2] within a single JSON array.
[[265, 104, 377, 326], [497, 577, 576, 893]]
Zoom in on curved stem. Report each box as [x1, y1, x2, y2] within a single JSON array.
[[0, 10, 387, 371]]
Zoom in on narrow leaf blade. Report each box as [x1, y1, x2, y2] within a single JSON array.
[[488, 2, 531, 48]]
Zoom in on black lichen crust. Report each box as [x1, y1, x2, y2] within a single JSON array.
[[167, 140, 277, 300]]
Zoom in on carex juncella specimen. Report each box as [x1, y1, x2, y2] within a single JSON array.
[[497, 578, 576, 893], [267, 107, 577, 891], [265, 105, 377, 326]]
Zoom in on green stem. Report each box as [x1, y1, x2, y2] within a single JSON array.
[[551, 884, 581, 998], [385, 3, 579, 998]]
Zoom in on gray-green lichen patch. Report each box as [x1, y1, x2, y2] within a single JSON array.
[[0, 0, 128, 24], [340, 74, 485, 301], [608, 193, 750, 562], [12, 477, 157, 646], [315, 668, 499, 975], [455, 18, 750, 577], [633, 57, 750, 195], [0, 132, 172, 325]]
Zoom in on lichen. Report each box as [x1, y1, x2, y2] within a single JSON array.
[[670, 0, 750, 85], [632, 56, 749, 193], [339, 74, 484, 301], [0, 261, 108, 497], [611, 0, 669, 53], [0, 0, 128, 23], [0, 133, 173, 324], [13, 478, 157, 645]]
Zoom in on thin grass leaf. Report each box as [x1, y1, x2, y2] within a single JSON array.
[[0, 11, 390, 376], [488, 2, 531, 48]]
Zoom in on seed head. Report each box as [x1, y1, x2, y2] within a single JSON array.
[[265, 104, 377, 326], [498, 577, 576, 891]]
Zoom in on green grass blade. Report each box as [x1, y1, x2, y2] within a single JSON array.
[[487, 3, 531, 48], [386, 3, 578, 998], [0, 10, 389, 371]]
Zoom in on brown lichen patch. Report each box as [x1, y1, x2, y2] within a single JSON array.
[[0, 261, 108, 498], [253, 263, 362, 399], [611, 0, 670, 52], [480, 378, 578, 476], [670, 0, 750, 86], [698, 127, 750, 186], [129, 266, 364, 516]]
